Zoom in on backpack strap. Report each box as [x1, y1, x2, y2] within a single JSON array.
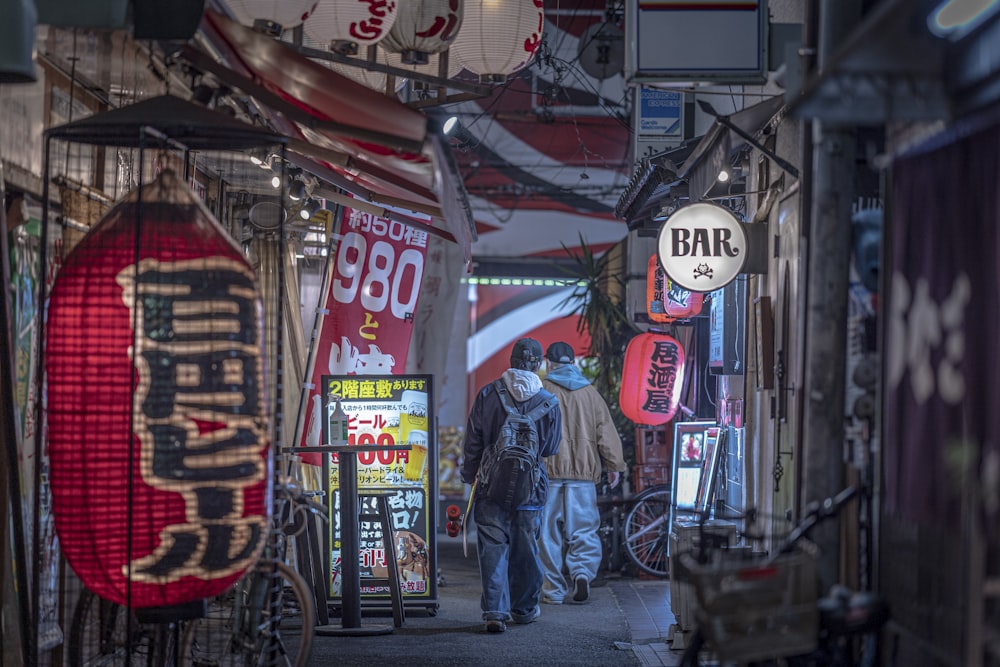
[[493, 379, 520, 417], [526, 397, 556, 422]]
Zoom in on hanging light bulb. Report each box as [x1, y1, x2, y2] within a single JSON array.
[[303, 0, 399, 55], [450, 0, 544, 84], [379, 0, 463, 65]]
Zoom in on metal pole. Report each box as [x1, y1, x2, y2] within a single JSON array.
[[800, 0, 862, 591]]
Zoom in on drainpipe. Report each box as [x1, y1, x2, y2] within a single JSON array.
[[800, 0, 861, 591]]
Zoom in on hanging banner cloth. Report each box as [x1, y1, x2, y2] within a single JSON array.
[[188, 9, 476, 262], [295, 201, 430, 463]]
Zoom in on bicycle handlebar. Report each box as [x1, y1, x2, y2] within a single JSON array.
[[772, 486, 858, 560]]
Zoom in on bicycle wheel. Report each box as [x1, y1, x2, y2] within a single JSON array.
[[623, 486, 672, 578], [181, 560, 316, 667], [68, 588, 179, 667]]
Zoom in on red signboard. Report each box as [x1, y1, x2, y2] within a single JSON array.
[[646, 253, 704, 322], [297, 205, 428, 463]]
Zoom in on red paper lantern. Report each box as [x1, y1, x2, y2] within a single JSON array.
[[646, 254, 703, 322], [46, 171, 270, 609], [619, 333, 686, 426]]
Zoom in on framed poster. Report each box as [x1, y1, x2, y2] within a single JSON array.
[[694, 428, 726, 515], [321, 374, 438, 609], [668, 421, 721, 553]]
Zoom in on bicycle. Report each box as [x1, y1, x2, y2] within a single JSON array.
[[677, 487, 891, 666], [180, 477, 322, 667], [596, 476, 629, 575], [67, 587, 182, 667], [621, 484, 672, 578]]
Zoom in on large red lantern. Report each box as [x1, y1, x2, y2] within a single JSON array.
[[46, 170, 270, 609], [646, 254, 703, 323], [620, 332, 686, 426]]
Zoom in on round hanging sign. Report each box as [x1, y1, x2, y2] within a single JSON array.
[[656, 202, 748, 292]]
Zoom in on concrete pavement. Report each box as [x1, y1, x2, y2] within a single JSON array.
[[298, 535, 683, 666]]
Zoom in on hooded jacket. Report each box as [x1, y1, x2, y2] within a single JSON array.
[[542, 363, 626, 483], [461, 368, 562, 508]]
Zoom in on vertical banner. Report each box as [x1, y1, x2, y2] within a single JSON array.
[[322, 374, 438, 608], [297, 205, 429, 459]]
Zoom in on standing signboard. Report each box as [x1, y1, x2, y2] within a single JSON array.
[[322, 374, 438, 611]]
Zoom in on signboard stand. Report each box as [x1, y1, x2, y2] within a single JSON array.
[[302, 444, 410, 637], [310, 374, 439, 620]]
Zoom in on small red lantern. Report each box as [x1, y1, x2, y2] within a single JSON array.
[[46, 171, 269, 608], [647, 254, 703, 322], [619, 332, 686, 426]]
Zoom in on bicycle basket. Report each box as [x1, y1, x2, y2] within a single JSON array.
[[678, 550, 818, 662]]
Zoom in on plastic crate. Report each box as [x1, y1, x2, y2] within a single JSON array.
[[634, 425, 673, 465], [677, 550, 818, 662]]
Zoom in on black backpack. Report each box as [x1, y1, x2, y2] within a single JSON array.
[[477, 380, 556, 511]]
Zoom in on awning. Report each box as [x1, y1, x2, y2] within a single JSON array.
[[678, 95, 786, 201], [45, 93, 284, 150], [789, 0, 948, 124], [185, 9, 476, 261]]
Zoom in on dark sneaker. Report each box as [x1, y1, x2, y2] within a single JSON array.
[[485, 620, 507, 633], [573, 577, 590, 603]]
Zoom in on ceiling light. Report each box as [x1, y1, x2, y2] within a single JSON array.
[[717, 169, 731, 183], [442, 116, 459, 135], [249, 148, 267, 166], [289, 178, 306, 201], [271, 174, 281, 189], [299, 198, 322, 220]]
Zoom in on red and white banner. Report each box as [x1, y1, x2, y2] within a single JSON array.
[[296, 205, 429, 461]]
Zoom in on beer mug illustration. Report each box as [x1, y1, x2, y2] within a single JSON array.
[[400, 390, 429, 482], [402, 429, 429, 482]]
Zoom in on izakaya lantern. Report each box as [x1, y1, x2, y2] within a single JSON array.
[[449, 0, 544, 84], [619, 332, 686, 426], [646, 254, 704, 323], [228, 0, 318, 34], [305, 0, 399, 55], [46, 170, 270, 609], [379, 0, 463, 64]]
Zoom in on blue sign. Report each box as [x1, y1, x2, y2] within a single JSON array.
[[639, 88, 682, 137]]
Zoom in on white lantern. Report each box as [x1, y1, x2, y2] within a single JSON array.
[[227, 0, 319, 34], [305, 0, 399, 56], [379, 0, 463, 65], [450, 0, 544, 84]]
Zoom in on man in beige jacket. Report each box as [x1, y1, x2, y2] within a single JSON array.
[[539, 342, 626, 604]]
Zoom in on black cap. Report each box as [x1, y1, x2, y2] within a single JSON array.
[[511, 337, 543, 364], [545, 341, 575, 363]]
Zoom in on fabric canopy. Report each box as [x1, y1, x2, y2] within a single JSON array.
[[189, 9, 476, 261]]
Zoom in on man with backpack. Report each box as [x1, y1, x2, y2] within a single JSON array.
[[461, 338, 562, 634]]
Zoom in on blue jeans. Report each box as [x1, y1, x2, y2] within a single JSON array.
[[473, 498, 543, 623]]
